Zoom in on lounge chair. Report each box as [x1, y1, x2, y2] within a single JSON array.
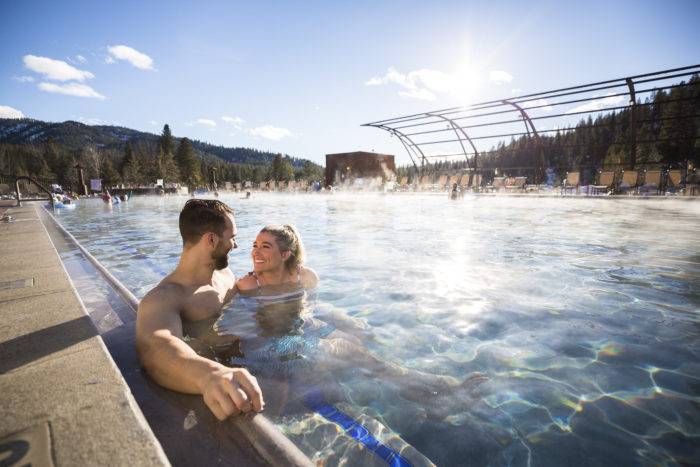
[[618, 171, 639, 195], [448, 175, 459, 189], [418, 175, 431, 191], [437, 175, 448, 191], [485, 176, 506, 192], [591, 171, 616, 195], [459, 173, 471, 190], [504, 176, 527, 192], [561, 172, 580, 195], [470, 174, 482, 191], [639, 170, 661, 195], [666, 170, 684, 194]]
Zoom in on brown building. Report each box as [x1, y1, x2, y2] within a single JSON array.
[[325, 151, 396, 187]]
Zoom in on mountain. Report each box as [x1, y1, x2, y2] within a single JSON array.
[[0, 118, 308, 168]]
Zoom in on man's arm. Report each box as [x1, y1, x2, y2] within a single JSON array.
[[136, 285, 264, 419]]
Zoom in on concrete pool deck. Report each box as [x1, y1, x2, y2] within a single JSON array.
[[0, 203, 169, 465]]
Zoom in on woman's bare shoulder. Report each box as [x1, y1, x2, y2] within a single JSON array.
[[236, 273, 258, 291], [300, 267, 319, 289]]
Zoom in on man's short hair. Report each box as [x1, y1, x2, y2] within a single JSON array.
[[179, 199, 234, 245]]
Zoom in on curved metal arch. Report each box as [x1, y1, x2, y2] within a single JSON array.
[[502, 99, 546, 183], [372, 124, 429, 171], [425, 113, 478, 170], [390, 129, 419, 172], [501, 100, 540, 141]]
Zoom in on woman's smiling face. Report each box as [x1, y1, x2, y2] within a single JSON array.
[[251, 232, 289, 272]]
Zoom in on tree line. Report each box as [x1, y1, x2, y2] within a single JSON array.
[[397, 75, 699, 182], [0, 123, 324, 190]]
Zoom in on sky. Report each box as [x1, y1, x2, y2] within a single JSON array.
[[1, 0, 699, 166]]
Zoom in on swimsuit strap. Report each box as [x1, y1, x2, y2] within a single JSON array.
[[248, 268, 299, 288]]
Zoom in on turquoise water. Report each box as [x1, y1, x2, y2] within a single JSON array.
[[51, 194, 700, 466]]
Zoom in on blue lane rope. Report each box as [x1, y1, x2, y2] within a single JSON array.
[[303, 390, 413, 467]]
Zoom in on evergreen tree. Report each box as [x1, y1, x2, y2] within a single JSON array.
[[120, 141, 142, 185], [270, 153, 294, 181], [156, 146, 180, 183], [100, 156, 119, 188], [175, 137, 201, 187], [160, 124, 174, 157]]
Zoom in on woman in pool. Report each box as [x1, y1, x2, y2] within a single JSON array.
[[235, 224, 318, 295]]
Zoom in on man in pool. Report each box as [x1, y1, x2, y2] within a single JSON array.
[[136, 199, 264, 420]]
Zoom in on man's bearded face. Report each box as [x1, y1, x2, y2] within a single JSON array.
[[212, 238, 230, 270]]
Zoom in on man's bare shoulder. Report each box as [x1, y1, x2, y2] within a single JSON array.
[[139, 280, 186, 312]]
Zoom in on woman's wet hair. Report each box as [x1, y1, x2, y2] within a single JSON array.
[[260, 224, 305, 272], [179, 199, 234, 246]]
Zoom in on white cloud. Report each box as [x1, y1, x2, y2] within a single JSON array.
[[148, 120, 158, 126], [185, 118, 217, 127], [365, 66, 459, 101], [107, 45, 155, 70], [489, 70, 513, 84], [38, 82, 105, 99], [221, 115, 245, 129], [248, 125, 292, 141], [75, 54, 87, 63], [566, 93, 625, 114], [0, 105, 24, 119], [23, 55, 94, 81], [12, 75, 35, 83]]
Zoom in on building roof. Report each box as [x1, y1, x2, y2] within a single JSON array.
[[326, 151, 394, 158]]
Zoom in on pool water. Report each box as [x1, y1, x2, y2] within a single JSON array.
[[51, 194, 700, 466]]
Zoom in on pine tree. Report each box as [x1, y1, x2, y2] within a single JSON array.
[[120, 141, 141, 185], [156, 146, 180, 183], [175, 138, 201, 188], [100, 156, 119, 188], [160, 124, 174, 157]]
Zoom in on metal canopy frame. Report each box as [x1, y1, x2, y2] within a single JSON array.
[[362, 64, 700, 183]]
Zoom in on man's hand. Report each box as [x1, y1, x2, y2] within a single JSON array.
[[199, 366, 265, 420]]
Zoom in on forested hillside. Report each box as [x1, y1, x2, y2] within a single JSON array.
[[0, 120, 323, 189]]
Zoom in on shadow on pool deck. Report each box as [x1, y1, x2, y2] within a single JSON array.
[[0, 203, 169, 466]]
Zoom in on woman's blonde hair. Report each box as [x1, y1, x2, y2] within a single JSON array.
[[260, 224, 305, 272]]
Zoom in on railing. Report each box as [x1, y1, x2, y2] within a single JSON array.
[[10, 176, 56, 208]]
